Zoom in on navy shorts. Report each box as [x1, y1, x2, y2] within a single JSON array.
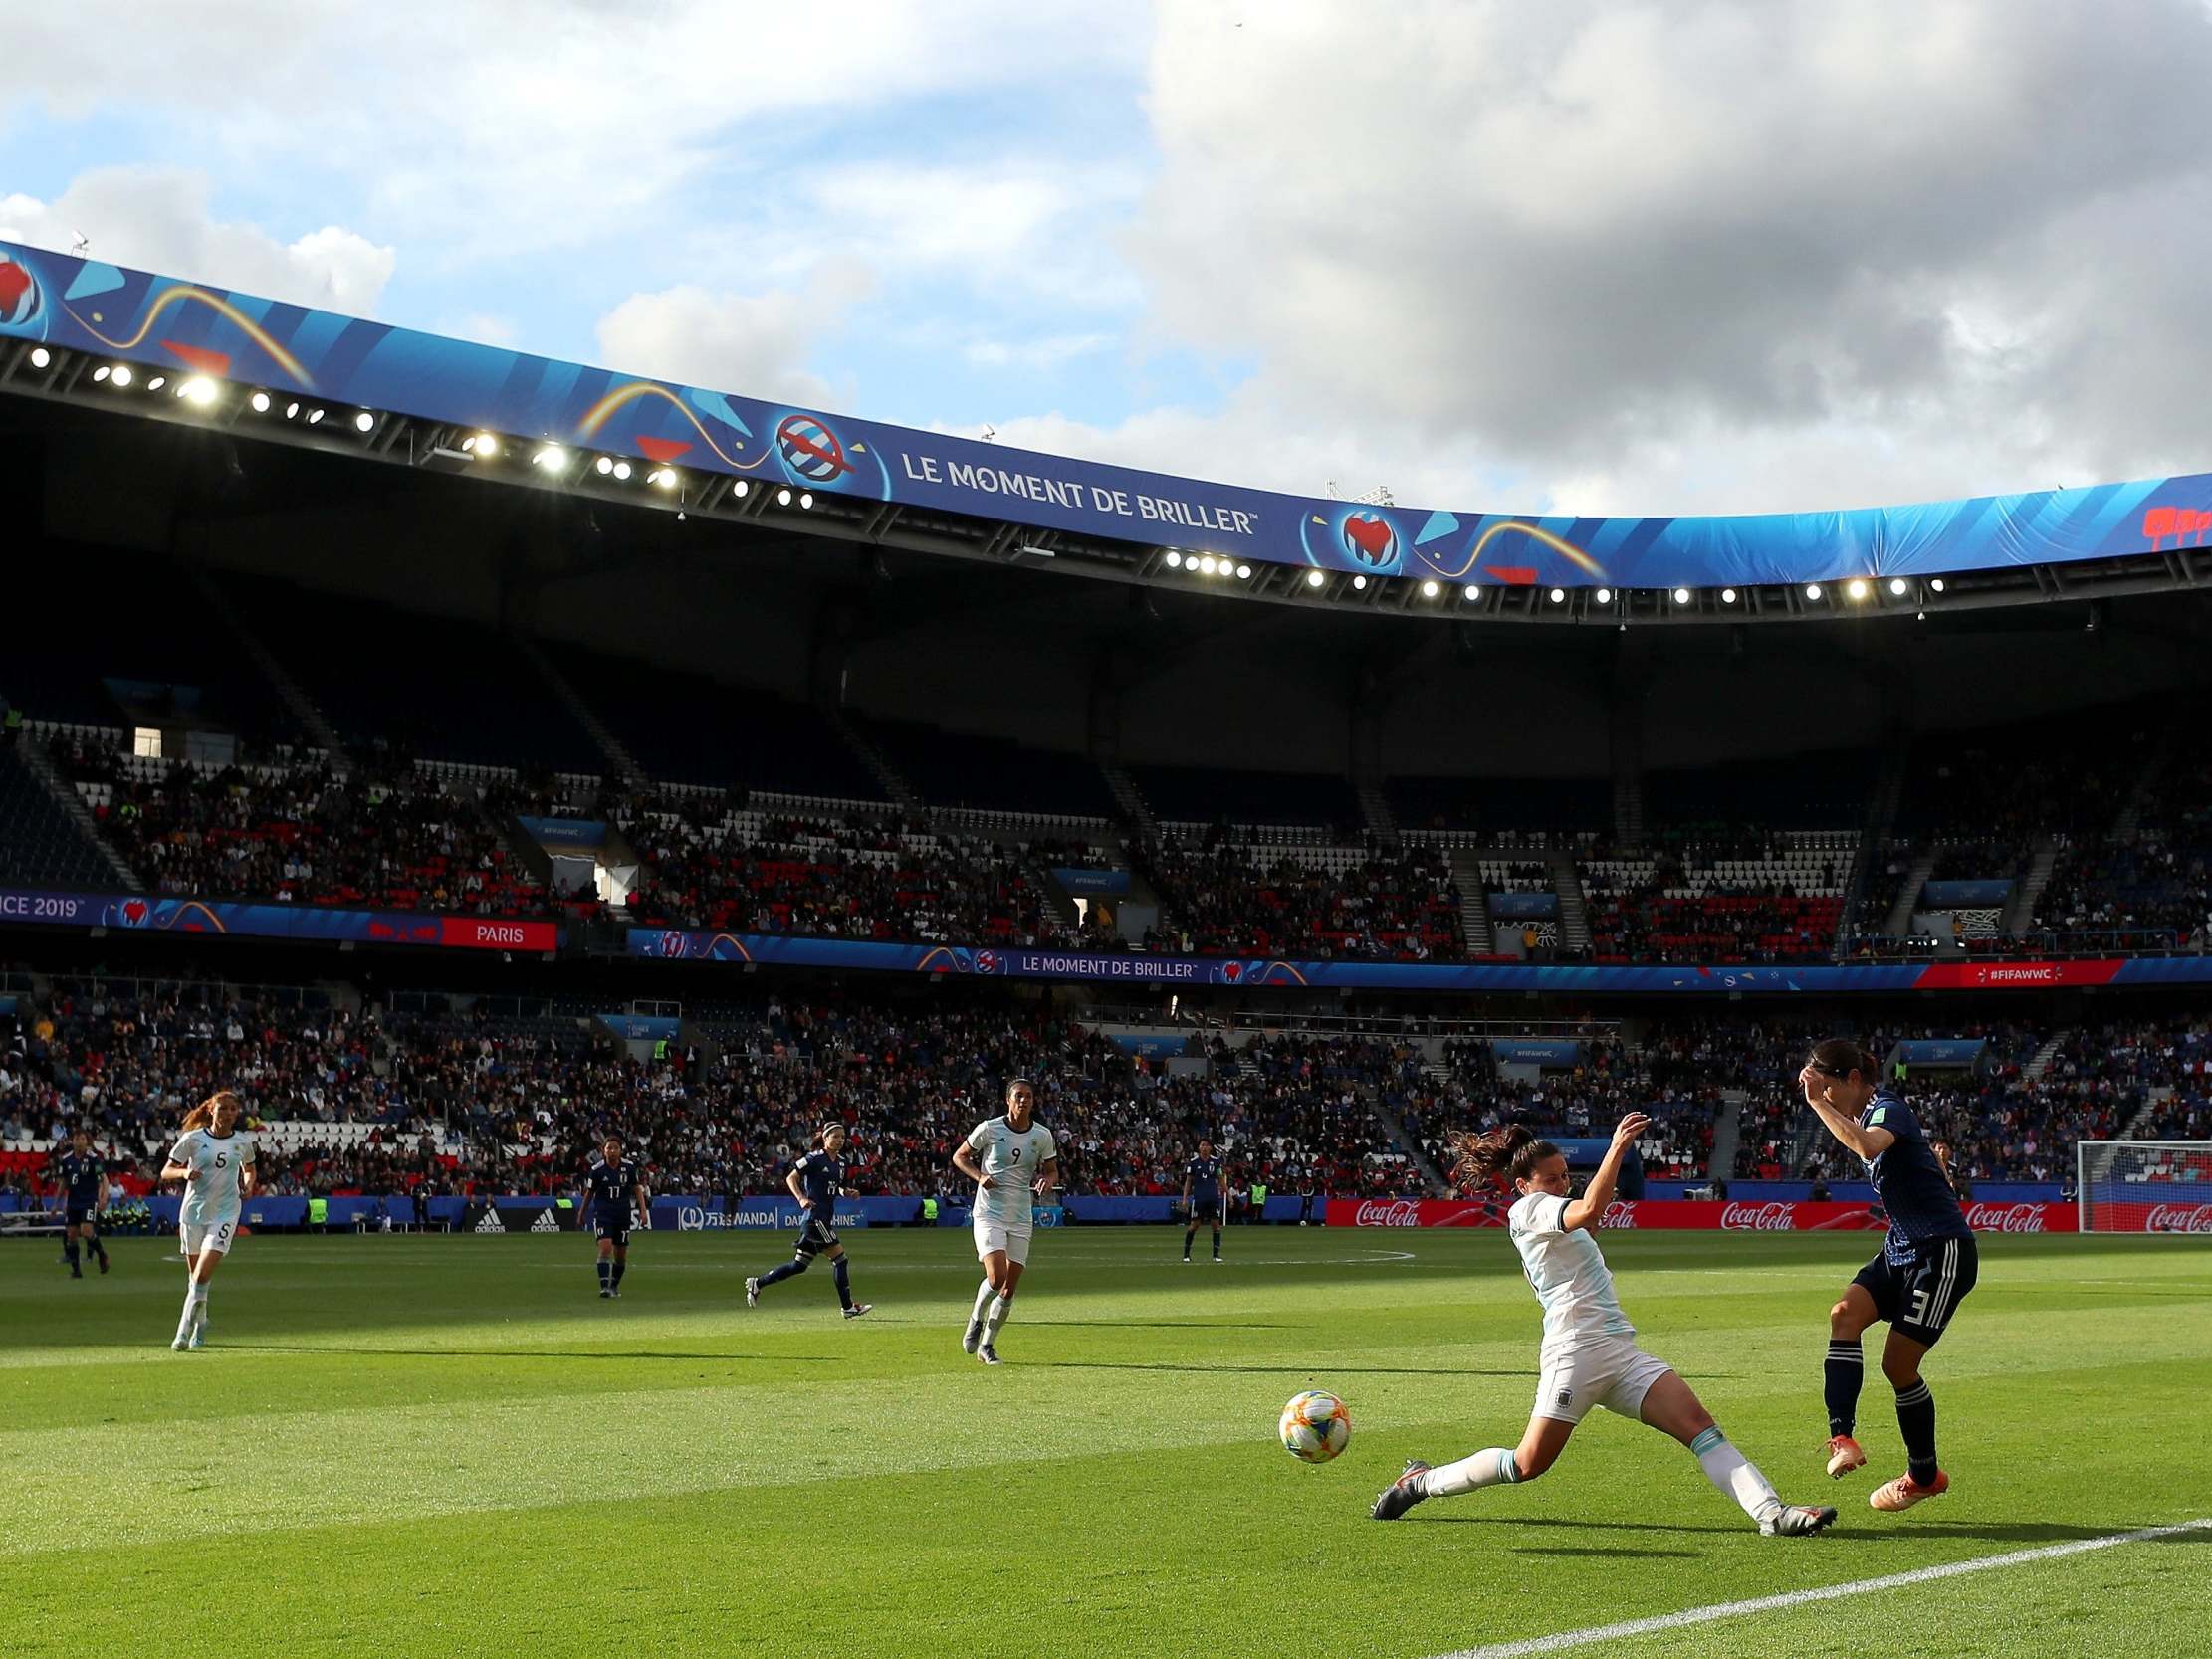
[[1853, 1234, 1977, 1348], [593, 1209, 631, 1246], [66, 1204, 100, 1228], [1189, 1195, 1222, 1223], [794, 1214, 838, 1258]]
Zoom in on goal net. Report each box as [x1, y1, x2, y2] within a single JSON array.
[[2077, 1141, 2212, 1234]]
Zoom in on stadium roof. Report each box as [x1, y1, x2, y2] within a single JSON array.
[[5, 237, 2211, 628]]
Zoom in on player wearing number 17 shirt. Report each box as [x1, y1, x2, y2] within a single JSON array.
[[952, 1078, 1058, 1365], [1800, 1038, 1977, 1514], [582, 1138, 649, 1298], [1182, 1140, 1224, 1263]]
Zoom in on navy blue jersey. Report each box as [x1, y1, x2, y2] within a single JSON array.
[[584, 1158, 638, 1213], [791, 1149, 843, 1212], [1185, 1155, 1221, 1197], [1859, 1089, 1970, 1264], [57, 1150, 103, 1205]]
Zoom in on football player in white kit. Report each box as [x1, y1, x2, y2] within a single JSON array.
[[1371, 1113, 1836, 1537], [158, 1091, 257, 1351], [951, 1077, 1058, 1365]]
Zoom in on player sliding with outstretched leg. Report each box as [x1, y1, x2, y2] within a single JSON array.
[[1371, 1113, 1836, 1538], [1799, 1040, 1977, 1512]]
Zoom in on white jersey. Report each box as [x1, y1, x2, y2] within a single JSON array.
[[170, 1129, 255, 1225], [1507, 1191, 1635, 1357], [965, 1116, 1057, 1229]]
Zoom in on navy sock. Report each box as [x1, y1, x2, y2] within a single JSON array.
[[1894, 1380, 1938, 1484], [597, 1259, 612, 1289], [65, 1241, 80, 1270], [1182, 1226, 1196, 1257], [1825, 1341, 1864, 1437], [611, 1259, 626, 1289], [761, 1257, 808, 1288], [832, 1256, 853, 1311], [1212, 1227, 1221, 1257], [90, 1235, 107, 1261]]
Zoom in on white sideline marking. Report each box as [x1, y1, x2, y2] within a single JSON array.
[[1428, 1518, 2212, 1659]]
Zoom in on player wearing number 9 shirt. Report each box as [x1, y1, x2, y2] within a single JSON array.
[[952, 1077, 1058, 1365], [1800, 1038, 1978, 1513], [158, 1091, 257, 1351]]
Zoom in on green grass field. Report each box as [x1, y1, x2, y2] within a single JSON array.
[[3, 1227, 2208, 1659]]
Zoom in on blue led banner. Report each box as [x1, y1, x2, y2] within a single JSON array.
[[7, 238, 2212, 591], [1052, 867, 1132, 895], [1920, 881, 2014, 907], [519, 817, 607, 848], [1488, 893, 1560, 919], [1890, 1039, 1988, 1066], [1491, 1038, 1586, 1064], [624, 927, 2212, 993]]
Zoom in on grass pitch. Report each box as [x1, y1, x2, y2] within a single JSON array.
[[3, 1227, 2207, 1658]]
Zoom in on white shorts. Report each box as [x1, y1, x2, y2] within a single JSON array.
[[180, 1215, 240, 1258], [1534, 1335, 1673, 1425], [974, 1220, 1033, 1266]]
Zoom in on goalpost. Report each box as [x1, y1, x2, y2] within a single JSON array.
[[2077, 1141, 2212, 1234]]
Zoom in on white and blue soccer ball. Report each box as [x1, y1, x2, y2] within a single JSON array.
[[1278, 1389, 1352, 1463]]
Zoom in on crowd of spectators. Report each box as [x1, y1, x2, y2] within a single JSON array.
[[52, 737, 546, 918], [1136, 835, 1463, 961], [1581, 837, 1845, 965]]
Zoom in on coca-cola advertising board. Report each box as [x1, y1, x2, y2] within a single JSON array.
[[1327, 1198, 2077, 1232]]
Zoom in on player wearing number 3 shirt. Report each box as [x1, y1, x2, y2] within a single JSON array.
[[158, 1091, 258, 1351], [952, 1077, 1058, 1366], [1801, 1039, 1977, 1513]]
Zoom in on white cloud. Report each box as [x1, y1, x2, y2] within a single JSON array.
[[1123, 0, 2212, 514], [0, 167, 394, 313], [0, 3, 1141, 266], [963, 332, 1114, 372], [594, 263, 877, 405]]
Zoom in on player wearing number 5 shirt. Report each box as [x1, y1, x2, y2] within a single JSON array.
[[158, 1091, 257, 1351]]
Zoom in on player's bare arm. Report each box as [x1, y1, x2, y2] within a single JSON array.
[[1562, 1112, 1649, 1231]]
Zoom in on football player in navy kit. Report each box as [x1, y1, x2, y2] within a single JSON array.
[[1801, 1039, 1978, 1513], [1181, 1139, 1225, 1263], [746, 1124, 871, 1319], [582, 1137, 649, 1298], [56, 1128, 110, 1278]]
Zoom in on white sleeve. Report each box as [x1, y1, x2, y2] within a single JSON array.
[[1522, 1195, 1570, 1236], [168, 1135, 194, 1165], [964, 1121, 991, 1152], [241, 1136, 257, 1164], [1037, 1128, 1059, 1163]]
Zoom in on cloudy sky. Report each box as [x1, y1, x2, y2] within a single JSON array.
[[6, 0, 2212, 517]]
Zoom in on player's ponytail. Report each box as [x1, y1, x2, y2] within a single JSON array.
[[179, 1090, 238, 1134], [1447, 1122, 1558, 1192], [1810, 1038, 1877, 1082]]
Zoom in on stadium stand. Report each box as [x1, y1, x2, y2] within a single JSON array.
[[1133, 834, 1464, 960]]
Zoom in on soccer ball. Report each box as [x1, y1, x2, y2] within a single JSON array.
[[1278, 1389, 1352, 1463]]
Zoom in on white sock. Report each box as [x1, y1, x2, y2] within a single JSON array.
[[970, 1282, 995, 1326], [176, 1282, 207, 1339], [984, 1294, 1012, 1341], [1422, 1447, 1521, 1497], [1690, 1426, 1782, 1525]]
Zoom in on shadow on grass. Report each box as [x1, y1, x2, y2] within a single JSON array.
[[225, 1345, 845, 1363], [1421, 1516, 2182, 1545], [1035, 1361, 1539, 1377], [1513, 1545, 1701, 1560]]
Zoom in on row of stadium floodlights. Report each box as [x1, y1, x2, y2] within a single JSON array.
[[25, 343, 830, 514], [30, 342, 1954, 606]]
